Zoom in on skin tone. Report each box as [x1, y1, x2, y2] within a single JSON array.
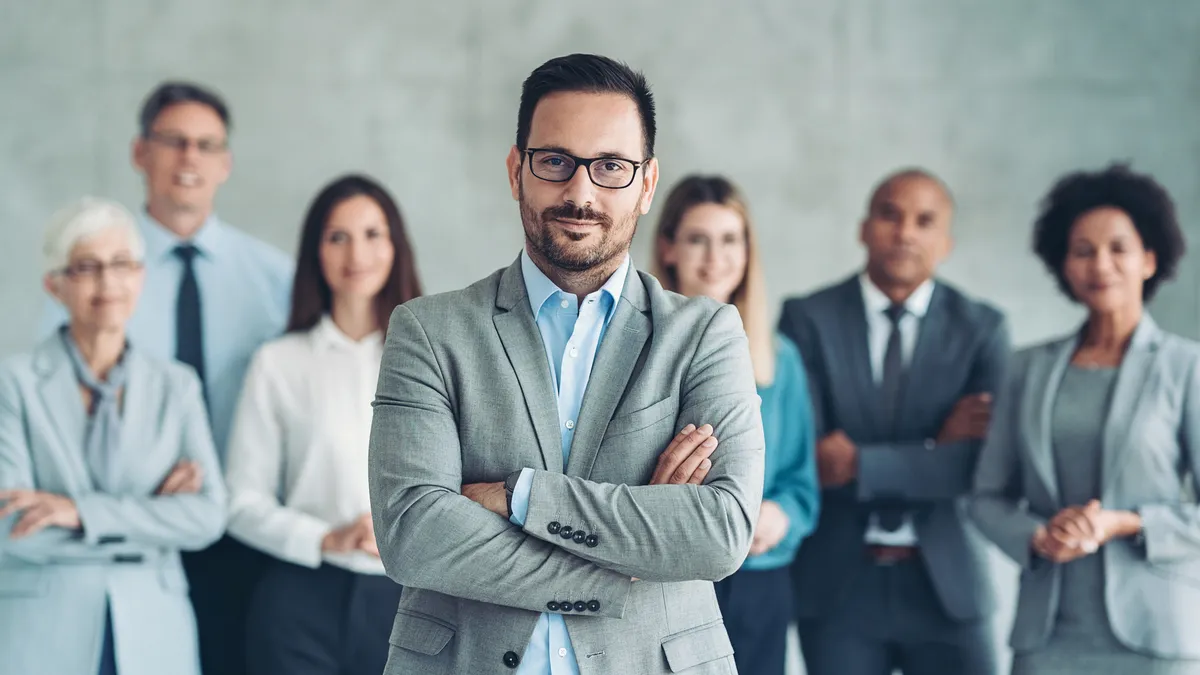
[[819, 175, 992, 490], [0, 227, 201, 538], [658, 203, 787, 556], [132, 102, 232, 240], [314, 195, 396, 556], [1033, 207, 1151, 562], [462, 91, 718, 524]]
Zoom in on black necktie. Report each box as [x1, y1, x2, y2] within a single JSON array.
[[877, 303, 907, 531], [174, 244, 207, 406]]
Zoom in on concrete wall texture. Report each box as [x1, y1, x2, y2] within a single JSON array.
[[2, 1, 1198, 673]]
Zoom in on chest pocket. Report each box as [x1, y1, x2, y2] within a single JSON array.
[[602, 396, 677, 441]]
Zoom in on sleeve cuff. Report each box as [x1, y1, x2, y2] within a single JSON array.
[[282, 515, 333, 569], [74, 494, 119, 546], [508, 468, 534, 527]]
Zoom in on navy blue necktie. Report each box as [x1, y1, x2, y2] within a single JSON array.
[[174, 244, 207, 406], [877, 303, 907, 531]]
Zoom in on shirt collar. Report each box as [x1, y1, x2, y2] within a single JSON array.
[[138, 208, 224, 261], [312, 314, 383, 352], [858, 272, 936, 319], [520, 249, 629, 321]]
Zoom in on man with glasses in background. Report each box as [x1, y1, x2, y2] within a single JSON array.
[[39, 81, 293, 675], [367, 53, 765, 675]]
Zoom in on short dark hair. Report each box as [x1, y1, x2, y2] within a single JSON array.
[[516, 54, 656, 160], [286, 174, 423, 335], [1032, 163, 1186, 302], [138, 81, 231, 138]]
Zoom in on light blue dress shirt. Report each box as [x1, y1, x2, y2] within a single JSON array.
[[507, 249, 628, 675], [39, 210, 293, 461]]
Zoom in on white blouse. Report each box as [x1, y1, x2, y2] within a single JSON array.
[[225, 315, 385, 575]]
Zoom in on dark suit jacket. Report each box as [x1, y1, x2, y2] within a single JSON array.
[[779, 274, 1010, 622]]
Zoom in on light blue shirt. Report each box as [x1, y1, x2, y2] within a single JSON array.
[[39, 211, 294, 461], [508, 249, 627, 675]]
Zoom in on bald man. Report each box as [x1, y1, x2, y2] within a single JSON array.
[[779, 169, 1010, 675]]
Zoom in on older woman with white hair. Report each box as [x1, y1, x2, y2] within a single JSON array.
[[0, 197, 226, 675]]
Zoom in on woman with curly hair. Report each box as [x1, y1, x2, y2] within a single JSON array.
[[971, 164, 1200, 673]]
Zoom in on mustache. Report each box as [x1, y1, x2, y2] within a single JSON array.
[[541, 203, 613, 226]]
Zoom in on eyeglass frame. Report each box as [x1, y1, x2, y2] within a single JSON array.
[[145, 130, 229, 155], [523, 147, 651, 190], [55, 258, 146, 281]]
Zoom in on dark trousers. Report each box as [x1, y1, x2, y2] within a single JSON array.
[[797, 555, 996, 675], [182, 535, 270, 675], [714, 566, 792, 675], [246, 559, 403, 675], [98, 603, 118, 675]]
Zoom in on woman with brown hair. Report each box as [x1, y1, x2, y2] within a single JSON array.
[[223, 174, 422, 675], [653, 174, 819, 675]]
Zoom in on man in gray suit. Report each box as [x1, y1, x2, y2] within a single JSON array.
[[367, 54, 765, 675], [779, 169, 1010, 675]]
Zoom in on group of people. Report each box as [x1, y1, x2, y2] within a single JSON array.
[[0, 51, 1197, 675]]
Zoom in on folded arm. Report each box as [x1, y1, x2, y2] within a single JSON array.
[[518, 305, 766, 582], [369, 305, 633, 618]]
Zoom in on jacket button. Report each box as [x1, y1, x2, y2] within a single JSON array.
[[547, 601, 560, 611], [546, 521, 561, 535], [559, 526, 574, 539], [572, 530, 586, 544], [503, 651, 520, 668], [585, 534, 599, 547], [573, 601, 587, 612], [560, 600, 573, 611], [587, 600, 600, 612]]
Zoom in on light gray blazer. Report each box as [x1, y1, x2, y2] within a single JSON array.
[[971, 315, 1200, 659], [368, 257, 765, 675], [0, 334, 226, 675]]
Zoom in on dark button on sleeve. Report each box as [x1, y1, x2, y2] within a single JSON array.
[[572, 530, 586, 544], [503, 651, 520, 668], [559, 600, 573, 611], [587, 600, 600, 612], [558, 526, 574, 540], [585, 534, 598, 548], [547, 601, 560, 611], [573, 601, 587, 612], [547, 521, 562, 535]]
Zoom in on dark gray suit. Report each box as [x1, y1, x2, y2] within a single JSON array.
[[779, 275, 1009, 675]]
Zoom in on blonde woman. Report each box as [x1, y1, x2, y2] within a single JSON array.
[[653, 174, 819, 675]]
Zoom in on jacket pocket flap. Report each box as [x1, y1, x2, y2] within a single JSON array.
[[389, 610, 455, 656], [0, 568, 49, 597], [661, 621, 733, 672], [604, 396, 677, 440]]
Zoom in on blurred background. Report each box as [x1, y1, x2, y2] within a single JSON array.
[[3, 1, 1199, 673]]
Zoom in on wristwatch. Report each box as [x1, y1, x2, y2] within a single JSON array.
[[504, 470, 522, 519]]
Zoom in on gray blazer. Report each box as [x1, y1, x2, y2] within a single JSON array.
[[779, 276, 1010, 622], [0, 334, 226, 675], [971, 315, 1200, 658], [368, 257, 765, 675]]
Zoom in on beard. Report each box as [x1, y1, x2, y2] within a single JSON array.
[[519, 179, 639, 273]]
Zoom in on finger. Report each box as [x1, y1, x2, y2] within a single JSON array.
[[0, 493, 37, 519], [655, 425, 698, 469], [159, 467, 190, 494], [652, 425, 712, 485], [12, 505, 52, 538], [686, 458, 712, 485], [668, 436, 718, 484]]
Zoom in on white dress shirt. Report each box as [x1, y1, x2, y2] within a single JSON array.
[[859, 273, 935, 546], [224, 315, 385, 575]]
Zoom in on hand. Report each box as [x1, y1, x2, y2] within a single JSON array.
[[322, 514, 378, 556], [749, 500, 790, 556], [1047, 500, 1141, 550], [156, 460, 203, 495], [937, 393, 993, 443], [649, 424, 719, 485], [462, 481, 509, 518], [1032, 524, 1094, 563], [816, 430, 857, 487], [0, 490, 81, 538]]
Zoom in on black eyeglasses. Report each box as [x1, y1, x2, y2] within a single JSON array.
[[525, 148, 648, 189], [146, 131, 228, 155]]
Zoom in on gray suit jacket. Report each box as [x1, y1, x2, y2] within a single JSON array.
[[971, 315, 1200, 658], [779, 275, 1009, 622], [0, 334, 226, 675], [368, 257, 765, 675]]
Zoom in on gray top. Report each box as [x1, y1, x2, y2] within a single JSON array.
[[1049, 365, 1121, 649]]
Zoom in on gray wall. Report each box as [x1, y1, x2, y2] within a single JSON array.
[[3, 1, 1199, 672]]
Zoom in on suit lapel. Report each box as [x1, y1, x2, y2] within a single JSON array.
[[565, 270, 651, 478], [834, 279, 881, 438], [1100, 317, 1161, 497], [493, 259, 564, 473], [1025, 335, 1076, 507], [33, 334, 91, 486]]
